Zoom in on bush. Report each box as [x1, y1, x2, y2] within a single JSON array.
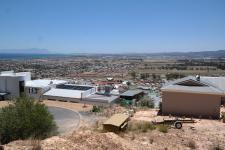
[[119, 99, 131, 107], [0, 95, 57, 144], [212, 143, 223, 150], [128, 121, 156, 132], [92, 106, 103, 112], [157, 124, 168, 133], [138, 97, 155, 108], [221, 112, 225, 119], [166, 73, 185, 80], [187, 140, 196, 149]]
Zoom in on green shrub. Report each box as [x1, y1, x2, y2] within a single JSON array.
[[138, 96, 155, 108], [157, 124, 168, 133], [0, 95, 57, 144], [221, 112, 225, 119], [92, 106, 103, 112], [119, 99, 131, 107]]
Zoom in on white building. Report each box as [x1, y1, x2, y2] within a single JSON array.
[[43, 84, 96, 101], [0, 71, 119, 105], [0, 71, 31, 99], [43, 84, 119, 106], [25, 79, 68, 100]]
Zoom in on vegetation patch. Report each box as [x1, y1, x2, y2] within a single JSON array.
[[128, 121, 156, 132], [92, 105, 103, 113], [157, 124, 169, 133], [0, 95, 57, 144], [187, 140, 196, 149]]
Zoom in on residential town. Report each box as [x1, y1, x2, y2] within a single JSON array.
[[0, 54, 225, 149]]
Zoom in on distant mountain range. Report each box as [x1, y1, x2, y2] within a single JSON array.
[[150, 50, 225, 58]]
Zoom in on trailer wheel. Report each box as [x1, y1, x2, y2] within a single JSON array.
[[174, 121, 182, 129]]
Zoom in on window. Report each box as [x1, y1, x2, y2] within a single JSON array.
[[29, 88, 38, 94]]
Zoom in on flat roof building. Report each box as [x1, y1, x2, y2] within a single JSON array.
[[43, 84, 119, 106], [25, 79, 68, 100], [120, 89, 144, 100], [0, 71, 31, 99]]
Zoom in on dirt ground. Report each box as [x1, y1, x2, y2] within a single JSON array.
[[2, 101, 225, 150], [0, 100, 93, 112], [42, 100, 93, 112], [131, 109, 225, 149]]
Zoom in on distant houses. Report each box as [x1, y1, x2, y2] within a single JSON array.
[[161, 76, 225, 119]]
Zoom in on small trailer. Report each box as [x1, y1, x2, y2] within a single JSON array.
[[152, 118, 196, 129]]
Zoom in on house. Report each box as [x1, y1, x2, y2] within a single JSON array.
[[43, 84, 97, 101], [43, 84, 119, 106], [120, 89, 144, 100], [0, 71, 31, 99], [161, 76, 225, 119], [25, 79, 68, 100], [0, 71, 120, 105]]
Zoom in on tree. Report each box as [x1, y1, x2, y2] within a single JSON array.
[[0, 95, 57, 144], [152, 73, 156, 80], [138, 96, 155, 108], [140, 73, 149, 80], [130, 71, 136, 79]]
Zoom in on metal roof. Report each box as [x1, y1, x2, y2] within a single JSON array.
[[86, 94, 119, 103], [120, 90, 143, 97], [162, 76, 225, 95], [0, 71, 31, 77], [43, 88, 83, 98], [56, 84, 94, 91], [25, 79, 67, 88], [103, 114, 129, 127], [201, 77, 225, 93]]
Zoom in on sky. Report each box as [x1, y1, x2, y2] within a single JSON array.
[[0, 0, 225, 54]]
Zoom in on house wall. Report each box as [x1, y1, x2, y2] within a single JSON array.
[[82, 88, 96, 98], [25, 87, 50, 100], [162, 91, 221, 119], [221, 97, 225, 105], [0, 73, 31, 98], [6, 77, 20, 97]]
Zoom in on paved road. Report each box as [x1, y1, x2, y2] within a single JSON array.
[[48, 106, 80, 134]]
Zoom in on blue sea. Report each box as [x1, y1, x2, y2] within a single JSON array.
[[0, 53, 70, 59]]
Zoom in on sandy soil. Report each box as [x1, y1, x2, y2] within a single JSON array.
[[2, 102, 225, 150], [42, 100, 93, 112], [4, 130, 144, 150], [0, 100, 93, 112], [131, 109, 225, 149]]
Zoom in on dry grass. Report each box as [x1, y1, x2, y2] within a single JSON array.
[[212, 143, 223, 150], [30, 140, 42, 150], [128, 121, 156, 132], [187, 140, 196, 149], [157, 124, 168, 133], [42, 100, 93, 112]]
